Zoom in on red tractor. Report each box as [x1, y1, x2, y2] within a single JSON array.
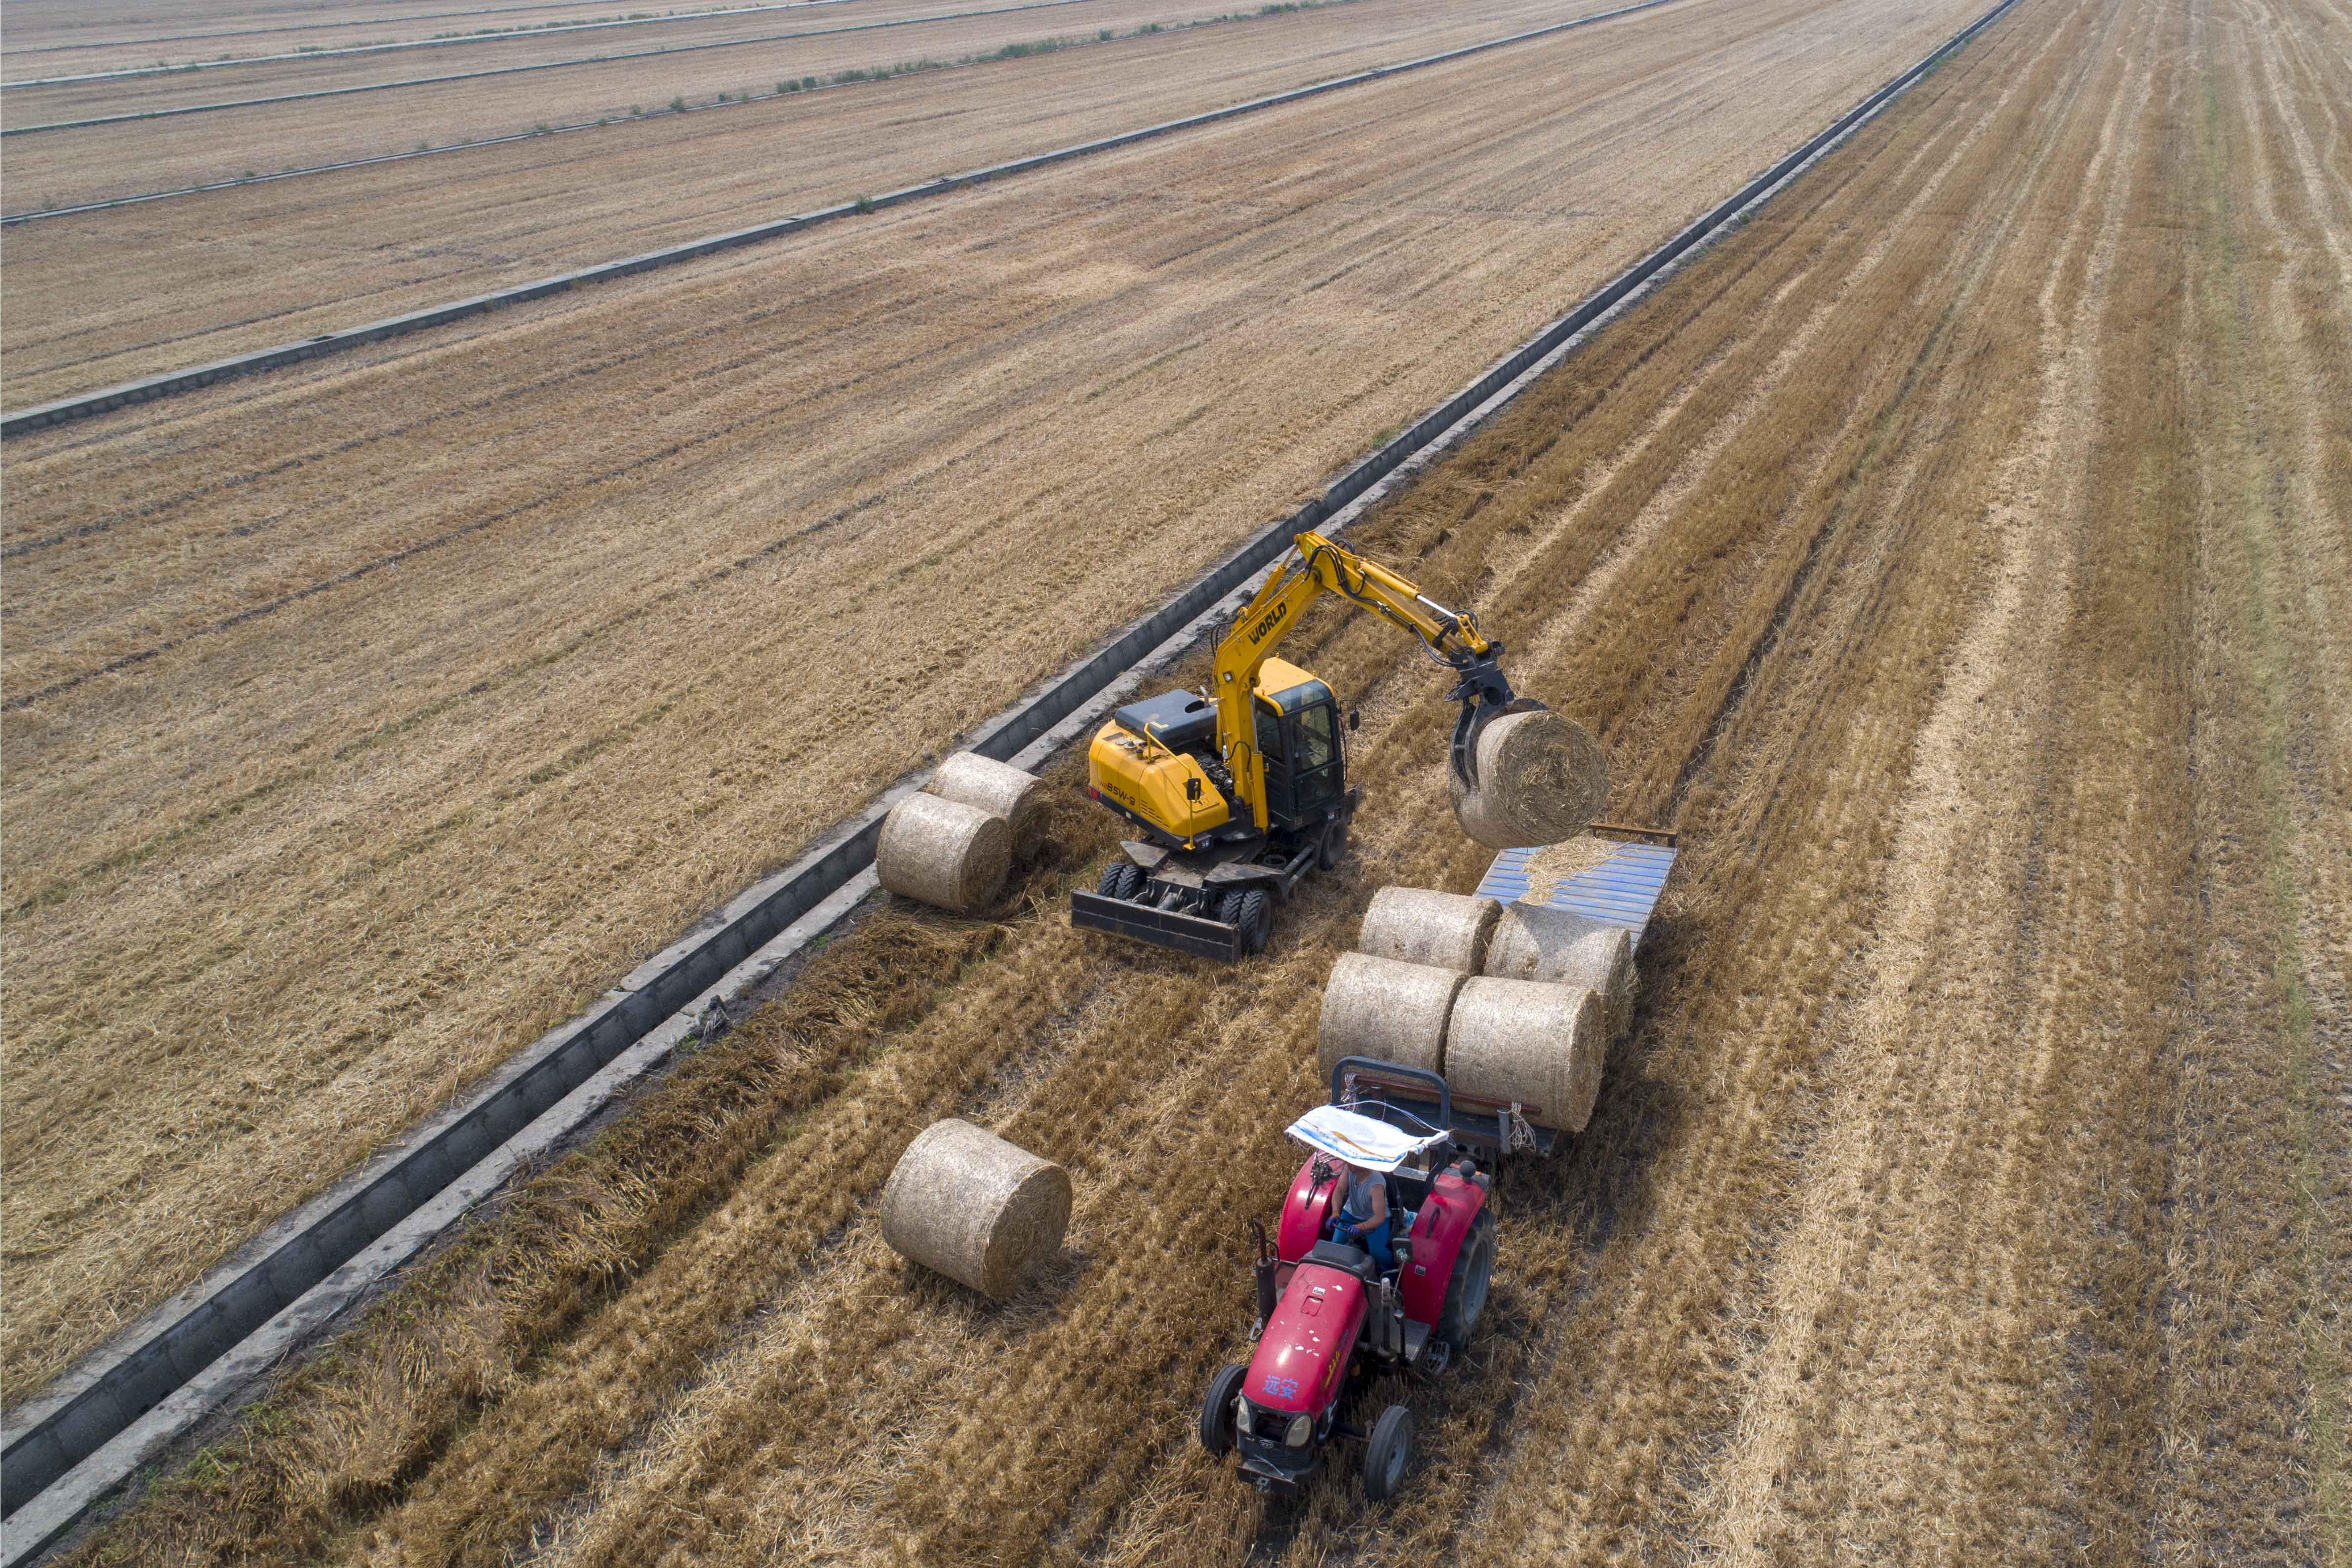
[[1196, 1059, 1500, 1499]]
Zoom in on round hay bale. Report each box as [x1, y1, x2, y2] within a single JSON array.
[[1486, 904, 1636, 1045], [879, 1119, 1073, 1300], [876, 792, 1010, 914], [1355, 886, 1501, 974], [1317, 951, 1467, 1079], [928, 752, 1050, 860], [1449, 709, 1610, 849], [1445, 977, 1606, 1134]]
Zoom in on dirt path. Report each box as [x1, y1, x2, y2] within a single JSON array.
[[0, 0, 1988, 1407]]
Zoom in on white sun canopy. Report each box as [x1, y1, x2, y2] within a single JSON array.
[[1284, 1103, 1448, 1174]]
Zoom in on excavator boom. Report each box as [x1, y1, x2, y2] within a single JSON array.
[[1212, 533, 1525, 830]]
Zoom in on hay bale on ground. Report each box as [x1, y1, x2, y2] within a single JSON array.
[[1450, 709, 1609, 849], [1487, 903, 1636, 1043], [876, 792, 1010, 914], [880, 1119, 1073, 1300], [1355, 886, 1501, 973], [928, 752, 1050, 859], [1445, 977, 1606, 1134], [1318, 952, 1467, 1079]]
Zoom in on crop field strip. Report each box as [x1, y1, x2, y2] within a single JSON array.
[[0, 0, 1999, 1420], [0, 0, 1502, 227], [0, 0, 1328, 211], [0, 0, 1175, 132], [0, 7, 2013, 1537], [0, 0, 1698, 433], [50, 0, 2344, 1557], [4, 0, 922, 84], [0, 0, 819, 59], [0, 0, 1642, 399]]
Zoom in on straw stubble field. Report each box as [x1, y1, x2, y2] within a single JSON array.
[[0, 0, 1996, 1407], [0, 0, 1665, 400], [54, 0, 2347, 1558]]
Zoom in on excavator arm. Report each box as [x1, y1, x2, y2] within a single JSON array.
[[1213, 531, 1527, 827]]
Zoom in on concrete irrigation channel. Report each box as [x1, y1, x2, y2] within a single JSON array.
[[0, 0, 2017, 1554], [0, 0, 1679, 437]]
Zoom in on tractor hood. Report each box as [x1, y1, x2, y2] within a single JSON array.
[[1246, 1263, 1365, 1414]]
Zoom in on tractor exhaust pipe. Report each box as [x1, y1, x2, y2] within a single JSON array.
[[1250, 1219, 1278, 1333]]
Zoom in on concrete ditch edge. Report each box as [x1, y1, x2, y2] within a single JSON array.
[[0, 1, 2018, 1554]]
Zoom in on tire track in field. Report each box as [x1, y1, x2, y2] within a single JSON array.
[[1693, 2, 2149, 1553], [1420, 0, 2145, 1551]]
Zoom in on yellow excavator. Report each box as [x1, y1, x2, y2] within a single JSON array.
[[1071, 531, 1542, 960]]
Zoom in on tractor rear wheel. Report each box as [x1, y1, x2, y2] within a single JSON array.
[[1362, 1404, 1413, 1500], [1436, 1210, 1497, 1347], [1098, 862, 1144, 902], [1199, 1363, 1247, 1455]]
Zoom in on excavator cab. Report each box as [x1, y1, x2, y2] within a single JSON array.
[[1253, 666, 1345, 829]]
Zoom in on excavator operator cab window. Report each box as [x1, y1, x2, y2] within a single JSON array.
[[1257, 692, 1344, 826]]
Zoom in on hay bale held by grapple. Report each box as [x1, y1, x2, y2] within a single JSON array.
[[1355, 886, 1501, 974], [1318, 951, 1467, 1078], [928, 752, 1050, 860], [876, 792, 1010, 914], [1450, 709, 1609, 849], [880, 1119, 1072, 1299], [1445, 977, 1606, 1134]]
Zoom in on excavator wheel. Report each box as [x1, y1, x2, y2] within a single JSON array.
[[1098, 862, 1145, 902], [1317, 819, 1349, 870], [1225, 888, 1271, 954]]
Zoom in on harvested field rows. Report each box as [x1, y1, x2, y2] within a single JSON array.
[[0, 0, 1995, 1404], [6, 0, 1651, 397], [0, 0, 1266, 132], [0, 0, 692, 70], [48, 0, 2350, 1557], [0, 0, 944, 80]]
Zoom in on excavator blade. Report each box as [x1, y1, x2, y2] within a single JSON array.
[[1069, 891, 1243, 961]]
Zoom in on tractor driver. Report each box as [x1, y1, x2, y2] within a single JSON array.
[[1332, 1159, 1393, 1273]]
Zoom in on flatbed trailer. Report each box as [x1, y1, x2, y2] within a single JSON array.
[[1341, 826, 1678, 1157]]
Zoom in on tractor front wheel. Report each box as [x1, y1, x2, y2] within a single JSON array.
[[1199, 1363, 1247, 1455], [1362, 1404, 1413, 1500]]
